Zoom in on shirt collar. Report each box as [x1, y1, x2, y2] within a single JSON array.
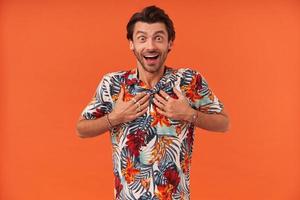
[[124, 66, 177, 94]]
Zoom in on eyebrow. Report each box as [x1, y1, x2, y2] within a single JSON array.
[[135, 30, 167, 35]]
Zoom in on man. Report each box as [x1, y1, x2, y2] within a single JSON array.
[[77, 5, 229, 200]]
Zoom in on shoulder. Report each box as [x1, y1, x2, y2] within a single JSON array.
[[173, 67, 200, 74], [173, 67, 204, 79], [172, 67, 209, 90], [95, 70, 130, 97], [102, 70, 128, 80]]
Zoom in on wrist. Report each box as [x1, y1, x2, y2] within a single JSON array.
[[185, 108, 198, 123], [108, 112, 122, 126]]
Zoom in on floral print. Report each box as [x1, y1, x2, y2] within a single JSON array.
[[81, 67, 223, 199]]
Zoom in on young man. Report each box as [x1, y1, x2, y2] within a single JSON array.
[[77, 5, 229, 200]]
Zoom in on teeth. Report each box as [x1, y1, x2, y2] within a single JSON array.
[[144, 55, 158, 58]]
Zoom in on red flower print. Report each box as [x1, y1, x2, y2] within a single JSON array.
[[122, 84, 134, 102], [155, 184, 173, 200], [124, 70, 138, 85], [181, 153, 190, 174], [138, 80, 151, 89], [92, 108, 105, 118], [185, 88, 201, 103], [122, 157, 140, 184], [194, 73, 203, 91], [184, 73, 202, 102], [164, 168, 180, 193], [151, 106, 170, 127], [187, 126, 194, 150], [114, 174, 123, 198], [126, 129, 147, 157]]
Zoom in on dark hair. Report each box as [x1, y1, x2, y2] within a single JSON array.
[[126, 5, 175, 42]]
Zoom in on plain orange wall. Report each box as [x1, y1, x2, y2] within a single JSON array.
[[1, 0, 300, 199]]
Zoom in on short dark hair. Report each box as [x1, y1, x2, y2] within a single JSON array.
[[126, 5, 175, 42]]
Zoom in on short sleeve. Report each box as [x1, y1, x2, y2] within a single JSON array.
[[194, 73, 223, 114], [81, 75, 113, 120]]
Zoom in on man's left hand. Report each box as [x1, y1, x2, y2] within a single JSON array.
[[153, 88, 196, 121]]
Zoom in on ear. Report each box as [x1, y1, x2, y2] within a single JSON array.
[[129, 40, 134, 50], [167, 41, 173, 52], [168, 41, 173, 50]]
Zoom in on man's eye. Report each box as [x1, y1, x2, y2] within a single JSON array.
[[155, 36, 163, 41], [138, 36, 146, 42]]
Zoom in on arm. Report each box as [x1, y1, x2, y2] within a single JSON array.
[[184, 108, 229, 132], [76, 115, 110, 138], [154, 88, 230, 133]]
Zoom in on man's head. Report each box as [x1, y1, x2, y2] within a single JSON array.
[[126, 5, 175, 42], [126, 6, 175, 74]]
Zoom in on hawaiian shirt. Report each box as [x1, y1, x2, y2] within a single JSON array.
[[81, 67, 223, 200]]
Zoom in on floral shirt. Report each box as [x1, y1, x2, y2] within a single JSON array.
[[81, 67, 223, 200]]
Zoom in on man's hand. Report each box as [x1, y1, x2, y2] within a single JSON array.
[[153, 88, 195, 122], [109, 87, 150, 126]]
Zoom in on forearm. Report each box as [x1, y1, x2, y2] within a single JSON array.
[[76, 112, 125, 138], [185, 108, 229, 132], [76, 115, 111, 138]]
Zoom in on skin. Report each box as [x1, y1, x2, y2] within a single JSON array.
[[76, 22, 229, 138], [129, 22, 173, 88]]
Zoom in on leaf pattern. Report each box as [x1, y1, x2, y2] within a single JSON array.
[[81, 67, 223, 199]]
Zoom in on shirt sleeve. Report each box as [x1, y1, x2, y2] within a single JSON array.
[[191, 71, 224, 114], [81, 75, 113, 120]]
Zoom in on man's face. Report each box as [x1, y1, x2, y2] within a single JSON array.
[[129, 22, 173, 73]]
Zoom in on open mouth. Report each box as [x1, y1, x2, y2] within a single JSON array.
[[143, 55, 159, 60]]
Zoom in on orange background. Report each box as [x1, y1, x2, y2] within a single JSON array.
[[1, 0, 299, 199]]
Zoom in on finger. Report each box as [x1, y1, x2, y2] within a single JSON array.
[[136, 106, 148, 117], [130, 93, 143, 105], [117, 86, 124, 102], [130, 97, 137, 105], [129, 93, 146, 105], [156, 107, 169, 118], [154, 93, 168, 105], [159, 90, 171, 101], [129, 98, 149, 113], [135, 101, 141, 110], [135, 98, 149, 112], [153, 98, 165, 110], [173, 87, 183, 98], [138, 93, 150, 105], [134, 92, 148, 101], [138, 100, 149, 111]]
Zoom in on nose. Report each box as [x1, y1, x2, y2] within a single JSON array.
[[145, 38, 157, 50]]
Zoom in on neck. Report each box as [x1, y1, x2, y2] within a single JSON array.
[[137, 65, 166, 88]]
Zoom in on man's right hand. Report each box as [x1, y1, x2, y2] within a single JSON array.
[[109, 87, 150, 126]]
